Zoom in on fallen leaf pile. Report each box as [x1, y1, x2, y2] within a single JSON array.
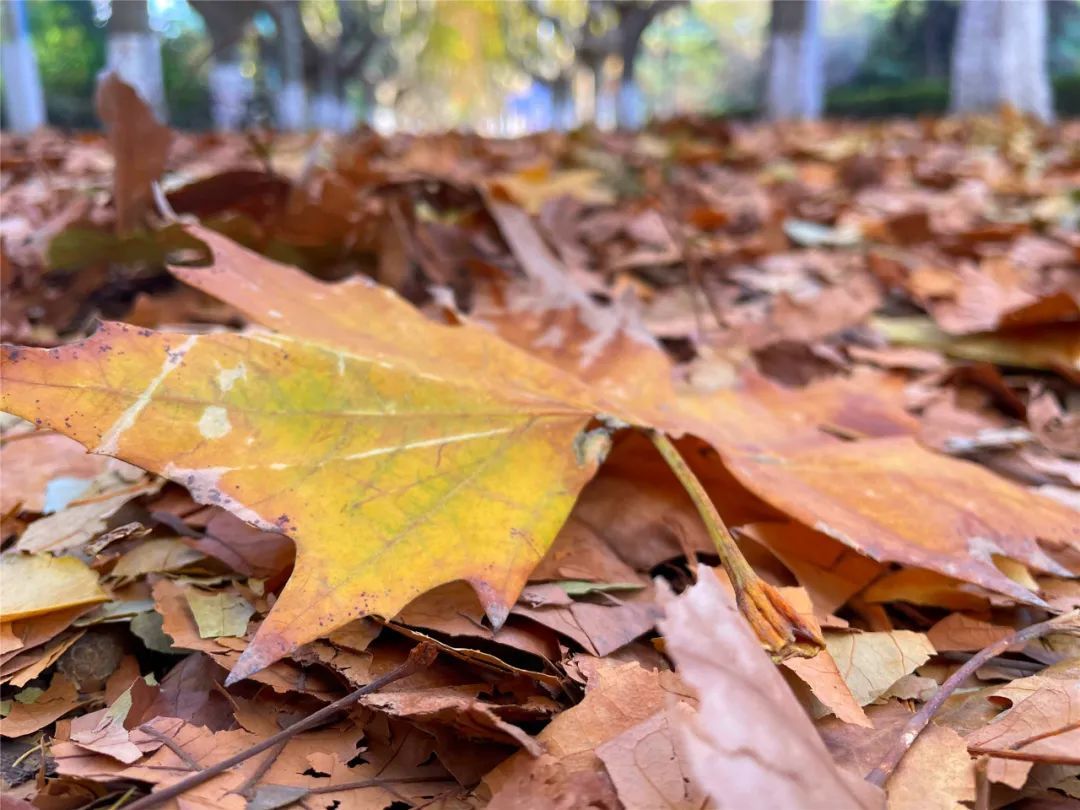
[[1, 80, 1078, 809]]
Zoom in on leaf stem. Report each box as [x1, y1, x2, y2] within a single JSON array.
[[647, 429, 823, 659], [121, 643, 438, 810]]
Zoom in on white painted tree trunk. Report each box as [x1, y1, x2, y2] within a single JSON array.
[[105, 0, 166, 121], [573, 66, 597, 126], [950, 0, 1052, 121], [553, 81, 575, 131], [106, 32, 167, 121], [617, 78, 646, 129], [272, 0, 307, 130], [311, 94, 355, 132], [594, 64, 617, 131], [765, 0, 824, 121], [1, 0, 46, 132], [208, 60, 253, 131], [276, 81, 307, 131]]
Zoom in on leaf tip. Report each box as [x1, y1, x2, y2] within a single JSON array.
[[225, 631, 292, 686], [468, 578, 512, 631]]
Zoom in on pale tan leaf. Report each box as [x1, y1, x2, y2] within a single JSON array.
[[184, 590, 255, 639], [886, 725, 976, 810], [659, 569, 884, 809], [825, 631, 936, 706], [595, 707, 708, 810]]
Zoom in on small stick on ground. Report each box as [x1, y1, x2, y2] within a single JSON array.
[[647, 429, 823, 659], [231, 738, 287, 799], [138, 726, 203, 772], [866, 609, 1080, 788], [121, 643, 438, 810]]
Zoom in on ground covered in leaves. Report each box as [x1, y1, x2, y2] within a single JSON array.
[[1, 83, 1079, 810]]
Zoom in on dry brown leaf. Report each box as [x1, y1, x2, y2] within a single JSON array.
[[486, 753, 619, 810], [740, 522, 884, 616], [0, 674, 81, 738], [483, 661, 692, 799], [109, 538, 204, 580], [94, 73, 172, 233], [966, 678, 1080, 765], [360, 684, 549, 754], [595, 707, 708, 810], [0, 432, 110, 514], [985, 755, 1035, 789], [0, 554, 109, 622], [187, 509, 295, 579], [819, 704, 976, 810], [926, 613, 1015, 652], [862, 568, 993, 611], [785, 651, 872, 728], [15, 471, 161, 554], [887, 724, 976, 810]]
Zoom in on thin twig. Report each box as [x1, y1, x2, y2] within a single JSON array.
[[105, 787, 137, 810], [10, 735, 47, 770], [231, 739, 287, 799], [122, 644, 437, 810], [306, 775, 450, 795], [138, 725, 203, 772], [647, 429, 823, 659], [866, 609, 1079, 787]]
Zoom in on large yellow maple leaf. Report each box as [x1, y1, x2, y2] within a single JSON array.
[[1, 227, 618, 682]]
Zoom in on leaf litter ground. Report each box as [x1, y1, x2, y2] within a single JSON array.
[[1, 82, 1079, 809]]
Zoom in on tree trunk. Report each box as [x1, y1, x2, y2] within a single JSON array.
[[1, 0, 46, 132], [208, 42, 253, 131], [552, 75, 574, 131], [573, 63, 597, 126], [272, 0, 307, 130], [593, 60, 615, 130], [616, 25, 647, 129], [105, 0, 167, 121], [311, 54, 354, 132], [950, 0, 1052, 121], [922, 0, 956, 79], [764, 0, 824, 121]]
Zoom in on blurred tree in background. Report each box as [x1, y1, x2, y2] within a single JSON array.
[[3, 0, 1079, 133]]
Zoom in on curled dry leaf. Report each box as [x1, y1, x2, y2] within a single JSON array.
[[359, 684, 548, 754], [14, 469, 161, 554]]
